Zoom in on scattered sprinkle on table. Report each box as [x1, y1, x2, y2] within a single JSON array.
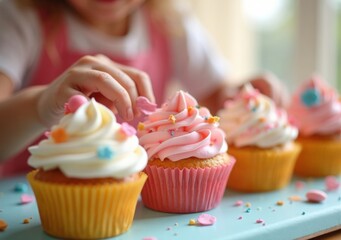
[[14, 182, 28, 193], [188, 219, 196, 225], [306, 190, 327, 203], [20, 194, 34, 204], [197, 214, 217, 226], [22, 218, 31, 224], [142, 237, 158, 240], [234, 200, 243, 206], [245, 202, 251, 207], [325, 176, 340, 191], [0, 219, 8, 231], [276, 200, 284, 206], [256, 219, 264, 224], [295, 181, 305, 190], [288, 195, 302, 202]]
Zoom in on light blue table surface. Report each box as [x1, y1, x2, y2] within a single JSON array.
[[0, 175, 340, 240]]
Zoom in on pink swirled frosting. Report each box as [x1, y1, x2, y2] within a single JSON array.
[[218, 84, 298, 148], [288, 76, 341, 137], [137, 91, 228, 161]]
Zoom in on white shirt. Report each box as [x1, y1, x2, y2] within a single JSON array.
[[0, 0, 228, 99]]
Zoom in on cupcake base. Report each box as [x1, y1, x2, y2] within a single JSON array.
[[227, 142, 301, 192], [294, 136, 341, 177], [27, 170, 147, 240], [141, 153, 235, 213]]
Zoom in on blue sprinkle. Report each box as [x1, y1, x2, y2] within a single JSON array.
[[300, 88, 321, 107], [97, 146, 114, 160], [245, 208, 251, 213], [14, 182, 28, 193]]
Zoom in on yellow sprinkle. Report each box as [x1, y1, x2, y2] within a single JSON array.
[[245, 202, 251, 208], [188, 106, 194, 112], [137, 122, 145, 131], [288, 195, 302, 202], [188, 219, 196, 225], [22, 218, 30, 224], [169, 115, 176, 124], [207, 116, 220, 124], [276, 200, 284, 206]]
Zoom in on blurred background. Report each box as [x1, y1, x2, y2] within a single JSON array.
[[187, 0, 341, 93]]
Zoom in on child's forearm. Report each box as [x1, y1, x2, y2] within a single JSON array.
[[0, 86, 46, 161]]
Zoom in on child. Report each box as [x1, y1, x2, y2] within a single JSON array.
[[0, 0, 288, 178]]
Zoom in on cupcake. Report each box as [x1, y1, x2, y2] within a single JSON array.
[[137, 91, 235, 213], [218, 84, 301, 192], [288, 76, 341, 177], [27, 95, 148, 239]]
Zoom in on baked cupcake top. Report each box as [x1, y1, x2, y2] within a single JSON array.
[[137, 90, 227, 161], [28, 95, 147, 179], [288, 76, 341, 137], [218, 84, 298, 148]]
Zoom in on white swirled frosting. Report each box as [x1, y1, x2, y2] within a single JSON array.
[[28, 98, 147, 179], [218, 84, 298, 148]]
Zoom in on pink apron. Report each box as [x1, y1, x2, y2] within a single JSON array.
[[0, 8, 170, 178]]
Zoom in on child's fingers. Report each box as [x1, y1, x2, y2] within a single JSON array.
[[118, 64, 155, 103], [71, 69, 134, 120]]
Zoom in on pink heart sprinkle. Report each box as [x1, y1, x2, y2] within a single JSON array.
[[21, 194, 34, 204], [325, 176, 340, 191], [197, 214, 217, 226], [136, 96, 157, 115]]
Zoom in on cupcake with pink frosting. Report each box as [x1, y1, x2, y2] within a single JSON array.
[[137, 90, 235, 213], [218, 84, 301, 192], [288, 76, 341, 177]]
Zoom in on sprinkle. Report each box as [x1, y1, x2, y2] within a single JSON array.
[[238, 216, 243, 220], [64, 95, 88, 114], [136, 96, 157, 115], [325, 176, 340, 191], [0, 219, 8, 231], [187, 106, 194, 112], [51, 128, 68, 143], [288, 195, 302, 202], [258, 117, 266, 123], [14, 182, 28, 193], [166, 227, 171, 231], [276, 201, 284, 206], [142, 237, 158, 240], [301, 212, 306, 215], [119, 122, 136, 138], [197, 214, 217, 226], [256, 219, 264, 224], [245, 202, 251, 208], [301, 88, 321, 107], [169, 115, 176, 124], [188, 219, 196, 225], [195, 105, 201, 109], [137, 122, 145, 131], [97, 146, 114, 160], [245, 208, 251, 213], [295, 181, 305, 190], [22, 218, 30, 224], [174, 223, 178, 226], [207, 116, 220, 124], [20, 194, 34, 204], [234, 200, 243, 206], [168, 129, 175, 137], [306, 189, 327, 203]]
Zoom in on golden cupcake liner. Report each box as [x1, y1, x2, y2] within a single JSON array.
[[294, 137, 341, 177], [27, 170, 147, 239], [227, 143, 301, 192]]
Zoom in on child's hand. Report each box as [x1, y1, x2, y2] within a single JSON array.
[[249, 72, 289, 108], [37, 54, 155, 127]]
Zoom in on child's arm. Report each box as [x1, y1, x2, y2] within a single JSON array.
[[0, 55, 155, 160]]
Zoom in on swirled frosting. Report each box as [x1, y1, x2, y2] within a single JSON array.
[[28, 97, 147, 179], [137, 91, 227, 161], [218, 84, 298, 148], [288, 76, 341, 137]]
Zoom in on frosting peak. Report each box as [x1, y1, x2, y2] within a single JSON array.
[[137, 91, 228, 161], [288, 76, 341, 136], [218, 84, 298, 148], [28, 97, 147, 179]]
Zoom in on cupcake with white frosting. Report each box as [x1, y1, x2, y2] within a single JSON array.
[[27, 95, 147, 239], [218, 84, 301, 192]]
